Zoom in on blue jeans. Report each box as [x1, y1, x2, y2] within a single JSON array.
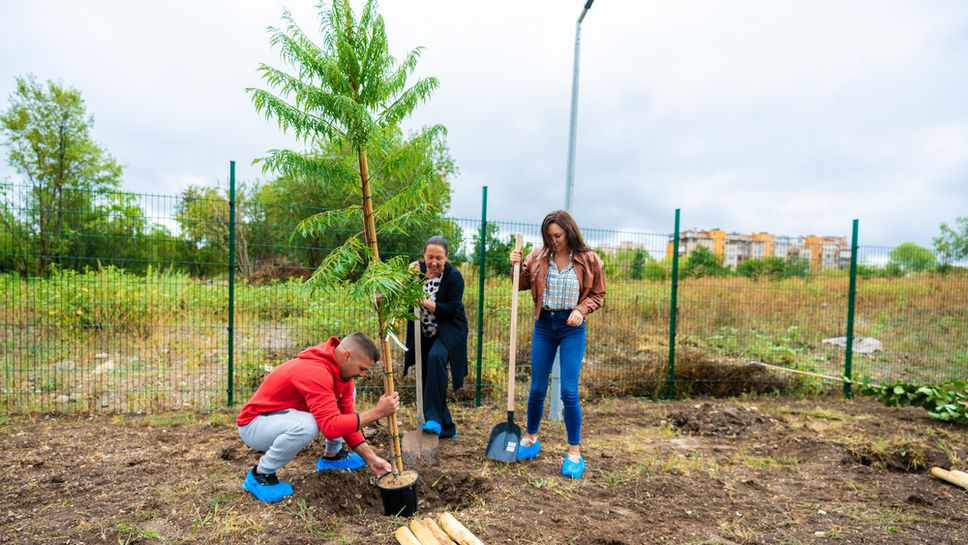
[[526, 310, 586, 446]]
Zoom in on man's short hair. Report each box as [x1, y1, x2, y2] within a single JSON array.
[[342, 332, 380, 362]]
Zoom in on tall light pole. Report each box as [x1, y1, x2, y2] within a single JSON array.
[[564, 0, 594, 212], [552, 0, 595, 421]]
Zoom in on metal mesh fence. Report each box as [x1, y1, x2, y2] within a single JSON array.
[[2, 179, 965, 413], [1, 183, 227, 412]]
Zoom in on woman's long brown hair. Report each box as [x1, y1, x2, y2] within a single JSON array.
[[540, 210, 590, 257]]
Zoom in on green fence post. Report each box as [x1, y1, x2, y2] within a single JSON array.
[[666, 209, 681, 400], [227, 161, 236, 407], [475, 186, 488, 407], [844, 219, 859, 399]]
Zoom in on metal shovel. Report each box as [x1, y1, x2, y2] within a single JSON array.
[[402, 306, 440, 466], [486, 234, 523, 462]]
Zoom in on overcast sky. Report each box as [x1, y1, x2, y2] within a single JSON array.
[[1, 1, 966, 247]]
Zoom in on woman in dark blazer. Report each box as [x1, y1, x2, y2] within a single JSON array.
[[404, 236, 468, 438]]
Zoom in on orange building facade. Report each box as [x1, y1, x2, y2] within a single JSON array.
[[666, 229, 849, 271]]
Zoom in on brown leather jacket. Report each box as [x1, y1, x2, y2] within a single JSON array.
[[517, 249, 606, 319]]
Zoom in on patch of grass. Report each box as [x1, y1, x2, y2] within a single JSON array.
[[843, 436, 931, 472], [597, 464, 645, 487], [644, 449, 719, 477], [936, 438, 961, 468], [838, 502, 931, 529], [205, 412, 233, 426], [291, 499, 341, 538], [526, 477, 557, 489], [778, 406, 846, 421], [144, 412, 197, 426], [735, 450, 801, 469], [113, 523, 162, 543]]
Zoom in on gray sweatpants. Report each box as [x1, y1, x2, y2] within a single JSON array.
[[238, 409, 345, 475]]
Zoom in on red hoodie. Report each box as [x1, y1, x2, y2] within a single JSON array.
[[237, 337, 366, 448]]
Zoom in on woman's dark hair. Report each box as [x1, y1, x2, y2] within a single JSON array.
[[423, 236, 449, 256], [541, 210, 590, 256]]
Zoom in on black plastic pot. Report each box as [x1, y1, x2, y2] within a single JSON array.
[[376, 471, 420, 517]]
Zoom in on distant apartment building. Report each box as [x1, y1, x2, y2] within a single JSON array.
[[666, 229, 849, 271]]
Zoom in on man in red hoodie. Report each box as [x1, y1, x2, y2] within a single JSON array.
[[237, 333, 399, 503]]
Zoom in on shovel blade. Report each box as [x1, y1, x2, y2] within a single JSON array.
[[401, 429, 440, 467], [485, 420, 521, 463]]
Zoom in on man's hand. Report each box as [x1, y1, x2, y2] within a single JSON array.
[[353, 442, 392, 477], [368, 456, 392, 477], [375, 392, 400, 418], [358, 392, 400, 428], [566, 309, 584, 327]]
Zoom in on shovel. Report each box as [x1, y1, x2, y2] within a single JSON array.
[[486, 234, 523, 462], [402, 306, 440, 466]]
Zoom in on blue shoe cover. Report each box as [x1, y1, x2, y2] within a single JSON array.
[[516, 438, 541, 460], [561, 455, 585, 479], [315, 452, 367, 472], [441, 432, 459, 439], [243, 470, 293, 503], [422, 420, 442, 435]]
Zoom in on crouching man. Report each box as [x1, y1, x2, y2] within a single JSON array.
[[236, 333, 399, 502]]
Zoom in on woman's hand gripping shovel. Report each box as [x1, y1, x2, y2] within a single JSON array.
[[402, 306, 440, 466], [486, 234, 522, 462]]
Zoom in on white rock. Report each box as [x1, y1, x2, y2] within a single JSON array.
[[94, 360, 115, 373], [94, 353, 109, 360], [821, 336, 883, 354], [54, 395, 69, 403]]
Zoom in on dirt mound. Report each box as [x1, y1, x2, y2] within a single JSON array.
[[294, 467, 490, 516], [668, 403, 784, 437], [844, 441, 949, 473], [419, 470, 490, 510], [584, 348, 793, 399], [296, 469, 384, 516]]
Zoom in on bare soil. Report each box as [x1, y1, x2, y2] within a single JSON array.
[[2, 397, 966, 544]]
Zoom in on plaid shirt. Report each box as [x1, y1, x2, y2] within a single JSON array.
[[542, 254, 580, 311]]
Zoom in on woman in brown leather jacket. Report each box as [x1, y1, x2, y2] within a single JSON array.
[[509, 210, 606, 479]]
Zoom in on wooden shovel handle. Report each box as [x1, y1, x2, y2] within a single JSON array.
[[507, 234, 522, 412], [414, 306, 424, 424]]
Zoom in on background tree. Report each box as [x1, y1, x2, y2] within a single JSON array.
[[737, 256, 787, 280], [175, 184, 256, 278], [470, 223, 532, 277], [0, 75, 125, 274], [933, 217, 968, 266], [682, 245, 730, 278], [887, 242, 936, 274], [628, 249, 647, 280]]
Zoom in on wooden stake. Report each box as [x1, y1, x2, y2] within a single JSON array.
[[930, 467, 968, 490], [395, 526, 422, 545], [424, 518, 458, 545], [380, 337, 404, 474], [437, 512, 484, 545], [409, 518, 443, 545]]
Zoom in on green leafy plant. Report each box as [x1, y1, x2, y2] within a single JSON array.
[[859, 379, 967, 424], [250, 0, 443, 332]]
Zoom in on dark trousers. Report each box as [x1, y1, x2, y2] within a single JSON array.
[[420, 333, 456, 438]]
